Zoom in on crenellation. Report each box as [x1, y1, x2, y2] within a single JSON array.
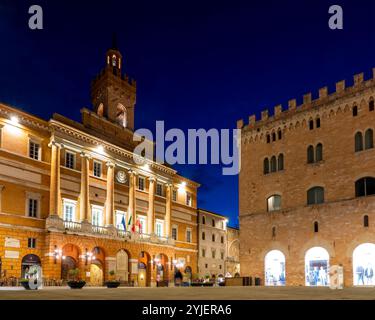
[[303, 93, 312, 105], [240, 68, 375, 131], [288, 99, 297, 111], [261, 110, 269, 121], [274, 104, 282, 117], [336, 80, 345, 93], [237, 119, 244, 129], [319, 87, 328, 99], [353, 73, 364, 86]]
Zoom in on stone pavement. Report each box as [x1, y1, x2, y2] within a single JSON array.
[[0, 286, 375, 300]]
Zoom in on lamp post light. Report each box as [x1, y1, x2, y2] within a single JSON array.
[[84, 249, 95, 266], [53, 246, 64, 264]]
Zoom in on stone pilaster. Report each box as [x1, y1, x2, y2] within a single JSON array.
[[165, 183, 172, 238], [80, 153, 91, 222], [128, 170, 136, 229], [105, 162, 115, 226], [147, 177, 155, 234], [49, 141, 61, 217]]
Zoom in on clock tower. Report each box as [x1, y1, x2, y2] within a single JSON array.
[[91, 35, 136, 131]]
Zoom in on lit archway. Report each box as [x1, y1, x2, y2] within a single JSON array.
[[116, 103, 127, 128], [305, 247, 329, 286], [353, 243, 375, 286], [264, 250, 286, 286]]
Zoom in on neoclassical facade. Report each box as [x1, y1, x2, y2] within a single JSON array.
[[238, 70, 375, 287], [0, 42, 199, 286], [197, 209, 228, 278]]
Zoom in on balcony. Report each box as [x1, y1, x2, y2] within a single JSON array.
[[46, 215, 175, 246]]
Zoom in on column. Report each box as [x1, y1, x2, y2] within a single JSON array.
[[128, 170, 136, 229], [49, 141, 61, 217], [165, 183, 172, 238], [105, 162, 115, 226], [80, 152, 90, 222], [147, 177, 155, 234]]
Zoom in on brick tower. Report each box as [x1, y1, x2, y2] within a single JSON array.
[[91, 35, 136, 131]]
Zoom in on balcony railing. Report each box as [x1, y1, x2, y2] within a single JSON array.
[[46, 215, 174, 246]]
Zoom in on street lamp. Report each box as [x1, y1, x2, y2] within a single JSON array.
[[53, 246, 65, 264], [84, 249, 95, 265]]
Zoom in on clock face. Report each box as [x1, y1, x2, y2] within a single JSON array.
[[116, 170, 127, 184]]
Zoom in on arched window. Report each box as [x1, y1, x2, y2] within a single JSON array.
[[202, 216, 206, 224], [272, 226, 276, 238], [316, 118, 321, 128], [364, 215, 369, 227], [355, 132, 364, 152], [353, 105, 358, 117], [266, 134, 271, 144], [314, 221, 319, 233], [307, 145, 315, 163], [267, 195, 281, 212], [212, 234, 215, 242], [365, 129, 374, 150], [307, 187, 324, 205], [116, 103, 127, 128], [316, 143, 323, 162], [270, 156, 277, 173], [264, 158, 270, 174], [202, 232, 205, 240], [355, 177, 375, 197], [212, 219, 215, 227], [369, 99, 375, 112], [309, 119, 314, 130], [277, 129, 282, 140], [272, 132, 276, 142], [277, 154, 284, 171]]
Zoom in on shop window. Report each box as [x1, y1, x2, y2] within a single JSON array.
[[265, 250, 286, 286], [305, 247, 329, 286], [352, 243, 375, 286]]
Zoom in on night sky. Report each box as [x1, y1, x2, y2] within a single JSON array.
[[0, 0, 374, 227]]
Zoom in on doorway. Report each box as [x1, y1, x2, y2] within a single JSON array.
[[90, 262, 103, 286]]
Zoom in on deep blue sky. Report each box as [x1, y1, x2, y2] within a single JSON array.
[[1, 0, 375, 227]]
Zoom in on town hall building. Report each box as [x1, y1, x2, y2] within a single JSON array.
[[0, 40, 199, 286]]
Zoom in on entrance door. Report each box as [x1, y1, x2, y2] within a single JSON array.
[[21, 254, 41, 279], [138, 262, 147, 287], [61, 256, 77, 280], [90, 263, 103, 286]]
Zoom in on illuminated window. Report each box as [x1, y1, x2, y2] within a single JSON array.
[[115, 210, 126, 230], [91, 206, 104, 226], [267, 195, 281, 212], [155, 219, 164, 237], [265, 250, 286, 286], [353, 243, 375, 286], [63, 199, 76, 222], [305, 247, 330, 287], [138, 216, 147, 234]]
